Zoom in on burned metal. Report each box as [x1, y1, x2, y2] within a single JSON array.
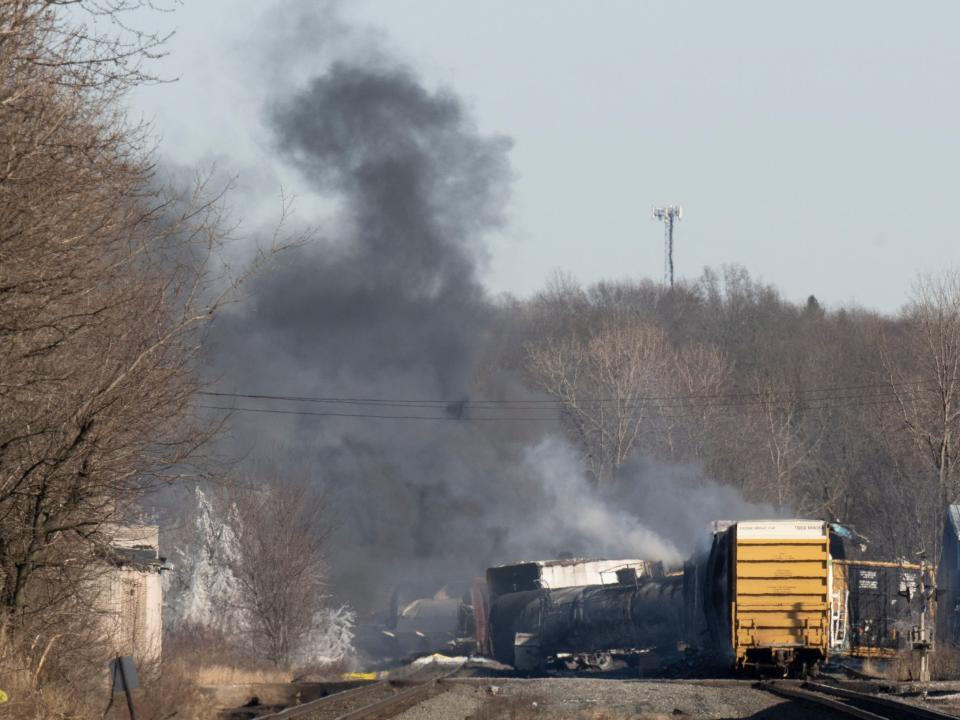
[[373, 583, 477, 659], [487, 576, 683, 670], [485, 558, 663, 599], [355, 520, 939, 678]]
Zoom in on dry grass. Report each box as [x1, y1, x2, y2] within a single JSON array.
[[152, 625, 351, 719], [164, 625, 297, 686], [0, 625, 340, 720], [191, 664, 295, 685], [853, 649, 949, 682], [296, 656, 357, 680], [858, 657, 903, 681], [0, 651, 106, 720], [932, 645, 960, 680]]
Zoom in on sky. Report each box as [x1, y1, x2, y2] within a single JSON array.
[[125, 0, 960, 314]]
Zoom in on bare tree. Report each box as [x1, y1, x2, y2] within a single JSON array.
[[751, 375, 823, 511], [227, 478, 330, 668], [883, 270, 960, 558], [0, 3, 295, 704], [658, 342, 731, 464], [526, 315, 672, 484]]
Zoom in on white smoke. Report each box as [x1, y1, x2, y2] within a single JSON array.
[[503, 436, 779, 566], [512, 438, 684, 564]]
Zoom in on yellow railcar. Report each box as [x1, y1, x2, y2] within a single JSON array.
[[707, 520, 830, 674], [704, 520, 934, 676]]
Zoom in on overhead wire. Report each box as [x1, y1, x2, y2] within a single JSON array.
[[196, 377, 945, 410], [193, 377, 947, 422], [194, 404, 560, 422]]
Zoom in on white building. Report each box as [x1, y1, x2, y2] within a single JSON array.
[[101, 525, 165, 663]]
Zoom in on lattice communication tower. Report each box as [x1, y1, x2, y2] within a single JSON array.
[[652, 205, 682, 287]]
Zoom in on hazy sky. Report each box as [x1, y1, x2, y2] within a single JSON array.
[[127, 1, 960, 313]]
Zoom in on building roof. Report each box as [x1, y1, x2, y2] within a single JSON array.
[[101, 524, 167, 572]]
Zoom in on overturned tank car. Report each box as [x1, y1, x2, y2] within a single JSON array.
[[488, 577, 683, 670], [484, 558, 679, 670]]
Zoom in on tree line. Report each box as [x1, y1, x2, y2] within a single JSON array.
[[513, 267, 960, 563]]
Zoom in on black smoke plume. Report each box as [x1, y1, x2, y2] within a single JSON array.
[[210, 53, 528, 606], [208, 15, 770, 612]]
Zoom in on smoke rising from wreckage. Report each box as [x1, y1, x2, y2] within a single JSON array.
[[10, 2, 960, 717], [180, 2, 957, 687], [206, 23, 771, 615], [371, 520, 938, 680]]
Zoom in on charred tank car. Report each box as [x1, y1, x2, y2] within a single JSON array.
[[488, 577, 683, 670], [485, 558, 679, 671]]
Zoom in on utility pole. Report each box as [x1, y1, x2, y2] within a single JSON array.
[[652, 206, 682, 288]]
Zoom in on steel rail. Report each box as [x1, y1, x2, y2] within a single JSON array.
[[759, 680, 960, 720], [256, 662, 462, 720], [331, 676, 450, 720], [254, 681, 393, 720]]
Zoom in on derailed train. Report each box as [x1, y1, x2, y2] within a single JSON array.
[[695, 519, 933, 674], [480, 519, 935, 675], [484, 559, 681, 670], [369, 519, 936, 676], [487, 520, 935, 674]]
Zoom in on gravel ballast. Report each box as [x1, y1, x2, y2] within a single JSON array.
[[389, 677, 853, 719]]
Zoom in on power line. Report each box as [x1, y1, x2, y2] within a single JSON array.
[[195, 392, 898, 417], [194, 404, 560, 422], [193, 383, 929, 422], [196, 377, 945, 411], [194, 396, 898, 422]]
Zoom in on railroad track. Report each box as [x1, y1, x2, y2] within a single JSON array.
[[758, 679, 960, 720], [257, 661, 463, 720]]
